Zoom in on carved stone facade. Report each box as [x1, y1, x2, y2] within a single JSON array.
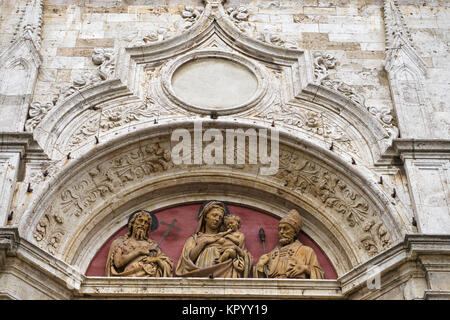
[[0, 0, 449, 300]]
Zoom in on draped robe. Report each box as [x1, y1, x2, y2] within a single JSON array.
[[105, 235, 173, 277], [175, 232, 253, 278], [254, 240, 324, 279]]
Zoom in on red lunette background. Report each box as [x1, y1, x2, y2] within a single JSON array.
[[86, 203, 338, 279]]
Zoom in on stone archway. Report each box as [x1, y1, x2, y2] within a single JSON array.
[[20, 121, 406, 277]]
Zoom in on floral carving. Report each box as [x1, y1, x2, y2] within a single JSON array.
[[256, 28, 298, 49], [257, 102, 360, 156], [66, 98, 166, 152], [276, 150, 391, 255], [314, 52, 397, 136], [25, 101, 56, 132], [181, 6, 203, 29], [92, 48, 116, 80], [226, 6, 255, 34], [66, 117, 99, 152], [128, 28, 169, 47], [313, 52, 337, 83], [33, 142, 172, 252]]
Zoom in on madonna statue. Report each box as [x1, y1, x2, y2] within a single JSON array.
[[175, 201, 253, 278]]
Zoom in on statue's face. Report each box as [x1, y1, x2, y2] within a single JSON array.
[[132, 213, 151, 240], [204, 207, 224, 231], [225, 218, 239, 231], [278, 222, 296, 246]]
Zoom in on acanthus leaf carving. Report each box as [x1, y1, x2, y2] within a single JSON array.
[[314, 51, 397, 136], [256, 101, 360, 156], [276, 149, 391, 256], [34, 142, 172, 253]]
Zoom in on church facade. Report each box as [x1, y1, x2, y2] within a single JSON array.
[[0, 0, 449, 299]]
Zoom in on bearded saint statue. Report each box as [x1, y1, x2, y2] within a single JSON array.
[[254, 209, 324, 279], [105, 210, 173, 277]]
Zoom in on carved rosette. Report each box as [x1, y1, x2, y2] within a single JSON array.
[[276, 149, 391, 255], [33, 142, 172, 253]]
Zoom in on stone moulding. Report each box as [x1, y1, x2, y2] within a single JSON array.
[[1, 228, 449, 299], [160, 49, 269, 115]]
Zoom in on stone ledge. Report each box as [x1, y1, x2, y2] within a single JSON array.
[[78, 277, 342, 299]]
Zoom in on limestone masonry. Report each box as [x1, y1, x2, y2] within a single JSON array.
[[0, 0, 449, 299]]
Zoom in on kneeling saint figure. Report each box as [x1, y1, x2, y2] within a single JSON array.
[[106, 210, 173, 277]]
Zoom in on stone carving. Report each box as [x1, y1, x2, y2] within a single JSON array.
[[256, 28, 298, 49], [55, 48, 117, 105], [66, 98, 166, 152], [66, 117, 99, 152], [11, 0, 43, 45], [106, 210, 173, 277], [276, 150, 391, 255], [313, 52, 337, 83], [25, 101, 55, 132], [176, 201, 253, 278], [181, 6, 203, 29], [254, 209, 324, 279], [384, 0, 414, 52], [33, 203, 64, 255], [128, 28, 170, 47], [256, 102, 360, 156], [226, 6, 255, 34], [314, 52, 397, 135], [34, 142, 172, 249], [92, 48, 116, 80]]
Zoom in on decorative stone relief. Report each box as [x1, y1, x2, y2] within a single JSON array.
[[181, 6, 203, 29], [11, 0, 43, 46], [31, 137, 394, 258], [384, 0, 415, 54], [255, 100, 360, 156], [314, 52, 397, 137], [276, 149, 392, 255], [255, 28, 298, 49], [92, 48, 116, 80], [65, 98, 172, 152], [127, 28, 171, 47], [226, 6, 255, 34], [26, 48, 117, 132], [33, 142, 172, 249], [25, 101, 55, 132]]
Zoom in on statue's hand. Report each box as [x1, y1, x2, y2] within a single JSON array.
[[255, 254, 269, 273], [286, 260, 309, 278], [233, 257, 245, 272]]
